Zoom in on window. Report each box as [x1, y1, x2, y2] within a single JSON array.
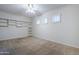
[[36, 20, 40, 24], [44, 18, 48, 24], [52, 15, 60, 23]]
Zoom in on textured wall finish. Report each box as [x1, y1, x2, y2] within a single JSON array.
[[0, 11, 32, 40]]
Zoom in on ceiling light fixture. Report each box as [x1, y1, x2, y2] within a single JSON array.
[[26, 4, 35, 15]]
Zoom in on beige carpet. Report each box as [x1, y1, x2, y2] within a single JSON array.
[[0, 37, 79, 55]]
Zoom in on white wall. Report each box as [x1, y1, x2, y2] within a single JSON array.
[[0, 11, 32, 40], [32, 5, 79, 48]]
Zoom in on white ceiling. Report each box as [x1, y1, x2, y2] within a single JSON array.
[[0, 4, 66, 18]]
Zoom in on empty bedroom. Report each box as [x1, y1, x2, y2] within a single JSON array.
[[0, 4, 79, 55]]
